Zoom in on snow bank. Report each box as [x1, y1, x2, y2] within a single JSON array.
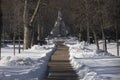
[[64, 37, 79, 46], [70, 58, 110, 80], [65, 38, 120, 80], [0, 42, 56, 80], [0, 56, 34, 66]]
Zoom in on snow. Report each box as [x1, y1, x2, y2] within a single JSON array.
[[65, 38, 120, 80], [0, 40, 56, 80], [1, 37, 120, 80]]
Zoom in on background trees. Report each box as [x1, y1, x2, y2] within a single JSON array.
[[1, 0, 120, 54]]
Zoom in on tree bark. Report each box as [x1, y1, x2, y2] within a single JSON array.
[[2, 24, 5, 44], [0, 0, 2, 60], [92, 29, 99, 50], [101, 25, 107, 52], [23, 0, 28, 49], [41, 25, 44, 40], [79, 24, 82, 42], [37, 24, 40, 43], [23, 0, 31, 49], [84, 0, 90, 43], [31, 26, 34, 47], [87, 23, 90, 43], [13, 32, 16, 56], [18, 28, 21, 54], [24, 26, 31, 49], [115, 22, 119, 56], [114, 0, 119, 56], [30, 0, 41, 24], [23, 0, 41, 49], [97, 0, 107, 52]]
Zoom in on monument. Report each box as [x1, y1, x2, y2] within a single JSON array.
[[51, 10, 68, 37]]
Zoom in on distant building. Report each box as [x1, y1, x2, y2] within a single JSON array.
[[51, 10, 68, 37]]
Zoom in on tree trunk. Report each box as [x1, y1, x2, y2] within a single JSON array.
[[79, 25, 82, 42], [31, 24, 37, 47], [23, 0, 31, 49], [97, 0, 107, 52], [23, 0, 28, 49], [40, 24, 44, 46], [30, 0, 41, 24], [23, 0, 41, 49], [37, 24, 40, 44], [84, 0, 90, 43], [40, 24, 42, 46], [41, 25, 44, 40], [3, 24, 5, 44], [31, 28, 34, 47], [13, 32, 16, 56], [18, 28, 21, 54], [24, 26, 31, 49], [87, 23, 90, 43], [115, 22, 119, 56], [0, 0, 2, 60], [101, 25, 107, 52], [92, 29, 99, 50]]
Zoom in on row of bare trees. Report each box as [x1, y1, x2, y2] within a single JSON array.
[[1, 0, 120, 56], [2, 0, 52, 50], [53, 0, 120, 55], [1, 0, 51, 57], [63, 0, 120, 55], [23, 0, 52, 49]]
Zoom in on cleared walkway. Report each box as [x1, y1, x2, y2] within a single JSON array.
[[45, 41, 78, 80]]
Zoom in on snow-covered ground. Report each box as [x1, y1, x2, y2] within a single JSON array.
[[0, 40, 56, 80], [65, 38, 120, 80]]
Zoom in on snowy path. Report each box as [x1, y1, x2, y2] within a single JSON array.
[[45, 41, 78, 80]]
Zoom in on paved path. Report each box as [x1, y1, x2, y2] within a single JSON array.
[[45, 41, 78, 80]]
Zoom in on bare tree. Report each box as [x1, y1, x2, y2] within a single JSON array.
[[23, 0, 41, 49], [18, 27, 21, 53], [79, 24, 82, 42], [23, 0, 28, 49], [116, 0, 119, 56], [13, 30, 16, 56], [115, 23, 119, 56], [96, 0, 107, 52], [92, 29, 99, 50], [0, 0, 2, 60], [101, 25, 107, 52], [12, 0, 21, 56], [84, 0, 90, 43], [114, 0, 120, 56]]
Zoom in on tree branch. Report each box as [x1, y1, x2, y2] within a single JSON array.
[[30, 0, 41, 24]]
